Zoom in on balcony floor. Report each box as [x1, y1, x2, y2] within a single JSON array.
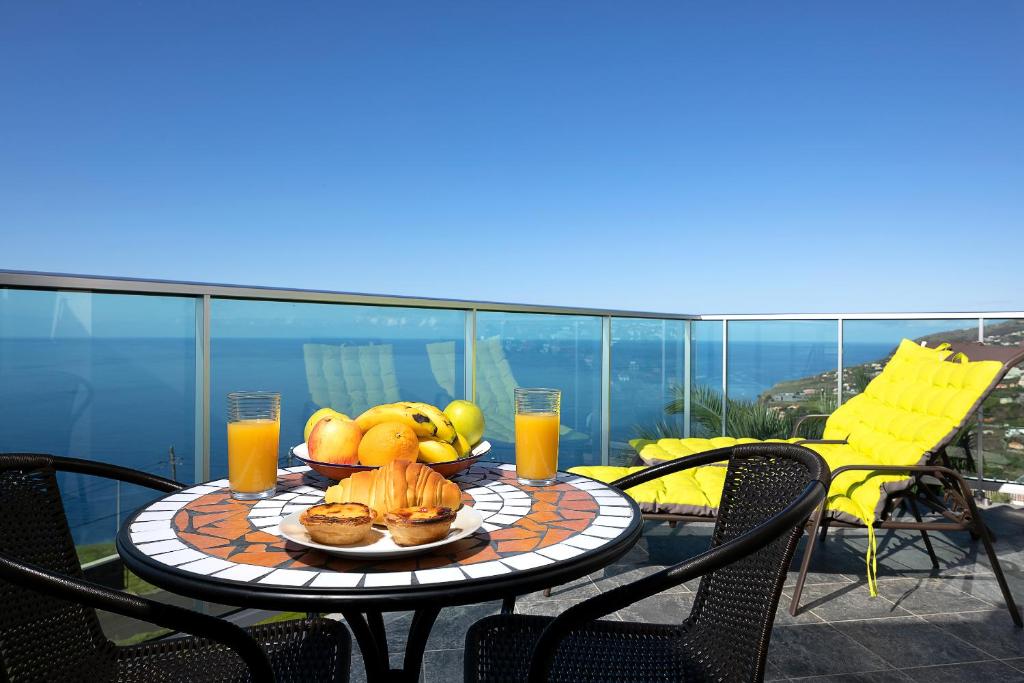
[[342, 504, 1024, 682]]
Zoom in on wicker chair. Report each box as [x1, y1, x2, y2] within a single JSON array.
[[0, 453, 351, 683], [465, 443, 830, 683]]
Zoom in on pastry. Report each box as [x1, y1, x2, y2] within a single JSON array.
[[324, 460, 462, 524], [299, 502, 374, 546], [384, 506, 457, 546]]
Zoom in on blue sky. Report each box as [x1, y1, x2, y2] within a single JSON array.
[[2, 2, 1021, 314]]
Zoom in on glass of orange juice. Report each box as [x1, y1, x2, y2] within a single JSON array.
[[514, 387, 561, 486], [227, 391, 280, 500]]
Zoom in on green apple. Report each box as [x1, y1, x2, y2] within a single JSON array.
[[443, 400, 485, 446]]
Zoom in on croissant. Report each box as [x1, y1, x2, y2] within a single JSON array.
[[323, 460, 462, 523]]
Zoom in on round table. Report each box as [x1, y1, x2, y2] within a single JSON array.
[[117, 462, 642, 682]]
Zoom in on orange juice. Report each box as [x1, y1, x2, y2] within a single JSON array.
[[515, 412, 559, 482], [227, 418, 280, 494]]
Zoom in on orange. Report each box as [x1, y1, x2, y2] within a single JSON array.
[[358, 421, 419, 467]]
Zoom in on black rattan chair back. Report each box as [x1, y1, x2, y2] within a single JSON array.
[[0, 454, 116, 681], [685, 443, 826, 680]]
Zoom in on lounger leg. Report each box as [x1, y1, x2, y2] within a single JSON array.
[[905, 496, 940, 569], [817, 518, 831, 544], [790, 499, 828, 617], [543, 587, 552, 598], [668, 520, 677, 529]]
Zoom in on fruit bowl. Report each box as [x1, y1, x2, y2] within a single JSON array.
[[290, 440, 491, 481]]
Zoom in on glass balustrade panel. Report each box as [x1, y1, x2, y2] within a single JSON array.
[[210, 299, 466, 478], [475, 312, 602, 469], [609, 318, 685, 465], [982, 319, 1024, 484], [691, 320, 724, 437], [726, 320, 838, 439]]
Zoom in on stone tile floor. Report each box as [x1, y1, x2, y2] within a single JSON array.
[[341, 504, 1024, 682]]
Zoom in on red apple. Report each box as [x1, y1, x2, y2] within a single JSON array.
[[307, 417, 362, 464]]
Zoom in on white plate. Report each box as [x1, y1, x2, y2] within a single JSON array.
[[279, 506, 484, 559]]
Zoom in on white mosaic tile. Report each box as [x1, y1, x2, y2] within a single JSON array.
[[593, 516, 632, 528], [291, 485, 322, 494], [566, 477, 590, 485], [501, 552, 554, 571], [414, 567, 466, 584], [261, 524, 283, 536], [183, 485, 221, 495], [178, 557, 236, 575], [581, 525, 622, 539], [252, 515, 284, 528], [486, 514, 521, 525], [273, 492, 301, 501], [130, 528, 178, 543], [207, 479, 230, 488], [282, 504, 311, 514], [563, 534, 609, 550], [598, 506, 633, 517], [131, 520, 172, 533], [569, 481, 606, 491], [134, 510, 177, 522], [213, 564, 274, 582], [258, 569, 316, 587], [499, 491, 530, 500], [592, 495, 630, 506], [291, 495, 322, 504], [152, 548, 207, 566], [465, 487, 493, 496], [498, 463, 518, 471], [462, 561, 511, 579], [162, 493, 204, 503], [480, 522, 501, 532], [146, 500, 191, 512], [499, 506, 531, 516], [469, 492, 501, 502], [489, 484, 519, 493], [248, 507, 285, 518], [135, 539, 187, 555], [472, 501, 503, 511], [537, 543, 585, 561], [363, 572, 412, 588], [310, 572, 363, 588]]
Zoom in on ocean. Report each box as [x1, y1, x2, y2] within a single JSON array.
[[0, 336, 895, 545]]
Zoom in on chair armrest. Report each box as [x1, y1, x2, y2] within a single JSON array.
[[607, 446, 734, 491], [791, 414, 831, 438], [525, 479, 827, 682], [1, 453, 184, 493], [0, 550, 273, 682]]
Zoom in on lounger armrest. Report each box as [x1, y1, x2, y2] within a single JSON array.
[[1, 453, 185, 493], [791, 414, 832, 438], [607, 446, 735, 490], [524, 479, 827, 682], [0, 550, 274, 681], [829, 463, 983, 522], [795, 439, 848, 446]]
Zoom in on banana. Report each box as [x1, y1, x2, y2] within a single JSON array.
[[417, 438, 459, 464], [406, 402, 458, 444], [453, 432, 471, 457], [355, 402, 457, 443]]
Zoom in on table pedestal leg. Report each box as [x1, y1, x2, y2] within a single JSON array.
[[342, 607, 441, 683]]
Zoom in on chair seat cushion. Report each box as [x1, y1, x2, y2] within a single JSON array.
[[465, 614, 727, 683], [116, 617, 350, 683]]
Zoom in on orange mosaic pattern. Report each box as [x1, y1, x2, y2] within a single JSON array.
[[127, 463, 637, 590]]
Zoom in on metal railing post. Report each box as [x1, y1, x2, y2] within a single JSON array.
[[194, 295, 211, 484], [977, 318, 985, 497], [837, 318, 844, 405], [600, 316, 612, 465], [464, 309, 476, 402], [683, 320, 692, 438], [721, 319, 729, 437]]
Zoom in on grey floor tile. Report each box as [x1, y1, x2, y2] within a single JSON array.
[[833, 616, 991, 668], [897, 659, 1024, 681], [1005, 657, 1024, 673], [773, 596, 826, 626], [589, 561, 691, 594], [790, 670, 912, 682], [875, 577, 993, 615], [422, 648, 463, 683], [783, 581, 913, 621], [614, 591, 695, 624], [766, 623, 890, 679], [939, 573, 1023, 609], [386, 601, 502, 656], [516, 597, 601, 619], [923, 609, 1024, 659], [517, 574, 600, 603]]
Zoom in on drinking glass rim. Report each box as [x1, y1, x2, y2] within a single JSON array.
[[227, 391, 280, 400], [514, 387, 561, 395]]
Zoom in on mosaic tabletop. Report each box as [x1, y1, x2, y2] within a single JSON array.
[[118, 462, 642, 600]]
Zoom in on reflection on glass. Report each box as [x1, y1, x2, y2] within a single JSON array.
[[0, 289, 197, 554], [725, 321, 838, 439], [691, 321, 724, 437], [475, 313, 601, 469], [609, 318, 685, 465], [841, 319, 979, 399], [210, 300, 465, 478], [982, 319, 1024, 483]]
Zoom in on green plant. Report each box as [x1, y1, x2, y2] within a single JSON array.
[[664, 384, 793, 440]]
